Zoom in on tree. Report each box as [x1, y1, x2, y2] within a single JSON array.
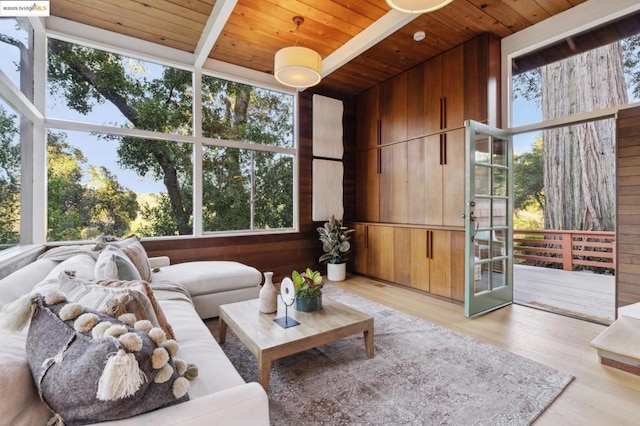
[[47, 132, 86, 241], [47, 39, 294, 237], [514, 137, 544, 212], [514, 37, 640, 232], [47, 131, 139, 241], [86, 166, 138, 236], [0, 106, 20, 246]]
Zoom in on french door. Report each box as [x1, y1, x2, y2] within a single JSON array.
[[464, 120, 513, 318]]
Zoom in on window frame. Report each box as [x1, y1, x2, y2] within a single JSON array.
[[41, 33, 299, 241], [501, 0, 640, 135]]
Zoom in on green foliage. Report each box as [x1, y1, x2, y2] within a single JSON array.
[[47, 40, 294, 238], [134, 193, 189, 237], [513, 137, 544, 212], [0, 105, 20, 248], [46, 131, 139, 241], [514, 206, 544, 230], [622, 35, 640, 101], [292, 268, 323, 298], [317, 215, 355, 264]]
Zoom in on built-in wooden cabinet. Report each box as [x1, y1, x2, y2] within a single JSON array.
[[356, 86, 380, 150], [406, 64, 425, 140], [379, 73, 408, 145], [353, 223, 464, 302], [353, 33, 499, 302], [424, 45, 464, 134], [356, 148, 380, 222], [352, 223, 395, 282], [464, 33, 501, 128], [441, 128, 466, 227], [379, 142, 408, 223]]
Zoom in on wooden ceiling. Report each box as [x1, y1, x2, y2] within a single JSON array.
[[50, 0, 587, 97]]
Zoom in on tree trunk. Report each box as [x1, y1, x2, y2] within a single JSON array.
[[50, 39, 192, 235], [541, 43, 627, 232]]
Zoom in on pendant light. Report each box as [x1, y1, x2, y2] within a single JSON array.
[[274, 16, 322, 89], [386, 0, 453, 14]]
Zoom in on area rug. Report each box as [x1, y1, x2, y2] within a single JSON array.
[[219, 286, 573, 425]]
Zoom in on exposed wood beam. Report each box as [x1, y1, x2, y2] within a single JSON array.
[[194, 0, 238, 68], [203, 58, 295, 93], [45, 16, 194, 69], [322, 10, 420, 78]]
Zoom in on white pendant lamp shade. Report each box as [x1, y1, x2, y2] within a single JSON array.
[[274, 46, 322, 88], [386, 0, 453, 14]]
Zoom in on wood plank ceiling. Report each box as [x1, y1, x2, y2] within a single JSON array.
[[50, 0, 587, 97]]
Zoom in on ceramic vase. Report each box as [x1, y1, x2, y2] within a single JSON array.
[[327, 263, 346, 281], [295, 295, 322, 312], [258, 271, 278, 313]]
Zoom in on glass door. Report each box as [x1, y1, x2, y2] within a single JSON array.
[[464, 120, 513, 318]]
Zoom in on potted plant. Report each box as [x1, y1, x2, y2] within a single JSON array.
[[292, 268, 323, 312], [317, 215, 355, 281]]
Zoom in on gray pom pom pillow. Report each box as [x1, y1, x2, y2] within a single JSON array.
[[26, 294, 195, 425]]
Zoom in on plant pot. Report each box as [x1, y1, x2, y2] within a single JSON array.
[[295, 295, 322, 312], [327, 262, 346, 281]]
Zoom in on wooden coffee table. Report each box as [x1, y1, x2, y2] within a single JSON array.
[[218, 296, 374, 391]]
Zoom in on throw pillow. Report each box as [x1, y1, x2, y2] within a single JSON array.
[[95, 245, 142, 281], [43, 254, 97, 282], [52, 273, 176, 341], [96, 235, 152, 282], [100, 279, 176, 341], [26, 295, 192, 424], [0, 330, 51, 426]]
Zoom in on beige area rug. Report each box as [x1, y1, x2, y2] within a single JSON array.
[[218, 286, 573, 425]]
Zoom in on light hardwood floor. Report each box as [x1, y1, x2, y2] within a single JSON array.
[[326, 275, 640, 425]]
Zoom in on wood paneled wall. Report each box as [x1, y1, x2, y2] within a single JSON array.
[[143, 90, 356, 283], [616, 105, 640, 308]]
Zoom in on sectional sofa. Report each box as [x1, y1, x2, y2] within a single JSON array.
[[0, 243, 268, 425]]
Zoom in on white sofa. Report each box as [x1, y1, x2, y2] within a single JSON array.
[[0, 255, 269, 426]]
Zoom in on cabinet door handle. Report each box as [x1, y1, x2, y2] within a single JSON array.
[[376, 149, 381, 174], [430, 230, 434, 259], [365, 226, 369, 248], [439, 134, 444, 165], [443, 96, 447, 129], [376, 119, 382, 146], [443, 133, 447, 165]]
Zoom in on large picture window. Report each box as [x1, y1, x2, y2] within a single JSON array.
[[44, 39, 296, 240], [201, 75, 295, 233], [47, 39, 193, 134], [46, 129, 194, 241]]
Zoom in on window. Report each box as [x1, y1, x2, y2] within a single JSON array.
[[0, 17, 33, 101], [46, 129, 193, 241], [201, 75, 295, 233], [47, 39, 193, 134], [0, 98, 21, 251], [45, 39, 296, 240], [512, 13, 640, 127]]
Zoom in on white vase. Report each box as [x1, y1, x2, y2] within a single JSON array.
[[327, 263, 346, 281], [258, 271, 278, 313]]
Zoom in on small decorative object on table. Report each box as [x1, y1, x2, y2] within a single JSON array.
[[258, 271, 278, 314], [317, 215, 355, 282], [292, 268, 324, 312], [274, 277, 300, 328]]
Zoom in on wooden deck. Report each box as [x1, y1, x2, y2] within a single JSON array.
[[513, 264, 615, 324]]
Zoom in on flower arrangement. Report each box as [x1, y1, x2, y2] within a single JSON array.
[[317, 215, 355, 264], [291, 268, 323, 299]]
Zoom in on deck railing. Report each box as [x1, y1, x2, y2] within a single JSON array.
[[513, 229, 615, 272]]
